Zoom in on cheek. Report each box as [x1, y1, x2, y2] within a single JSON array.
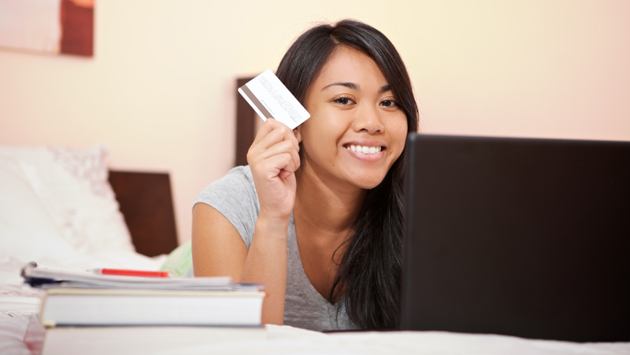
[[299, 116, 322, 146], [298, 115, 334, 157], [304, 108, 348, 141], [390, 115, 409, 154]]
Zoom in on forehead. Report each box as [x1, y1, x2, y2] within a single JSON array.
[[312, 46, 387, 88]]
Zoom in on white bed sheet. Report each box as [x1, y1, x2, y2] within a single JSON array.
[[1, 252, 629, 355]]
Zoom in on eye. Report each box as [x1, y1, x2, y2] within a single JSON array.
[[333, 97, 355, 105], [380, 99, 398, 107]]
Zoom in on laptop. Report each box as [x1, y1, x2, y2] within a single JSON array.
[[400, 133, 630, 342]]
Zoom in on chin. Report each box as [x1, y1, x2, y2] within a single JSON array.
[[350, 172, 388, 190]]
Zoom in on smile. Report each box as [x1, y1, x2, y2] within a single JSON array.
[[345, 144, 383, 155]]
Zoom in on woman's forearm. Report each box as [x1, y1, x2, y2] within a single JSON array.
[[240, 216, 289, 325]]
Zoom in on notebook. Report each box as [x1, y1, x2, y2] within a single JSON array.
[[400, 134, 630, 342]]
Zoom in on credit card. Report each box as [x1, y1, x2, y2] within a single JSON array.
[[238, 69, 310, 130]]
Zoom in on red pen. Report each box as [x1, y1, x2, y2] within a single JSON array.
[[92, 268, 170, 278]]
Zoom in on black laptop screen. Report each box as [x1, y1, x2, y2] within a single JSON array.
[[400, 134, 630, 342]]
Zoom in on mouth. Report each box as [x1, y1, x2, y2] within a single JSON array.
[[343, 143, 385, 155]]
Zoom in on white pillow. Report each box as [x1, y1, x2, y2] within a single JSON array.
[[0, 155, 77, 262], [0, 145, 136, 262]]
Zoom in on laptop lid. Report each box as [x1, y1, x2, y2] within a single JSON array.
[[400, 133, 630, 342]]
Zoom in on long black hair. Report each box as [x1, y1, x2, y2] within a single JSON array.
[[276, 19, 419, 330]]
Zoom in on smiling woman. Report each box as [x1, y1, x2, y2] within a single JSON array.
[[297, 45, 409, 190], [192, 19, 418, 331]]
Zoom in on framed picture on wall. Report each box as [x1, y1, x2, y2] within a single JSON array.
[[0, 0, 94, 57]]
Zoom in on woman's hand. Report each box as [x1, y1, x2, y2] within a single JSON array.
[[247, 119, 301, 225]]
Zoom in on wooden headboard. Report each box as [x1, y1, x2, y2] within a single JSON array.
[[108, 171, 178, 257]]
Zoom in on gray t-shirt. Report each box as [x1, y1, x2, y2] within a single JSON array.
[[194, 166, 356, 331]]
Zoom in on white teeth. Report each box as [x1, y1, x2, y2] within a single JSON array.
[[345, 145, 382, 155]]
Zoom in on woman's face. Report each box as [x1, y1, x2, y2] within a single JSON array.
[[296, 46, 408, 190]]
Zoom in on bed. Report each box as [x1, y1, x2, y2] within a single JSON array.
[[0, 144, 174, 354], [1, 142, 629, 354]]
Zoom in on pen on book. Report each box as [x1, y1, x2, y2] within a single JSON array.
[[92, 268, 170, 278]]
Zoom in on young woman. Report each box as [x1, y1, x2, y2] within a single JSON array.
[[192, 19, 418, 331]]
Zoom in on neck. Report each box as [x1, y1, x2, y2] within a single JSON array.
[[294, 165, 366, 238]]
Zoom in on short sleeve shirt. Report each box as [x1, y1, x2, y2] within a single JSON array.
[[194, 166, 356, 331]]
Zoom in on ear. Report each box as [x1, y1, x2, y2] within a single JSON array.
[[293, 127, 302, 144]]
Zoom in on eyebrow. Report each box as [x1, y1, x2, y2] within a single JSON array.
[[322, 82, 358, 91], [321, 82, 392, 94]]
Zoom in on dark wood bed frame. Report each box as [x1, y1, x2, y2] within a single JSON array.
[[108, 171, 178, 257], [110, 76, 257, 257]]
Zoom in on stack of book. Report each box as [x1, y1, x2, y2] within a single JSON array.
[[22, 263, 266, 355]]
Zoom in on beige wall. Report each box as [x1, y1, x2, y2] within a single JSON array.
[[1, 0, 629, 245]]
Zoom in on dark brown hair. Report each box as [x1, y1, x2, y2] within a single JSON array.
[[276, 19, 418, 330]]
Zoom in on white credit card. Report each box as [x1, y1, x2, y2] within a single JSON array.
[[238, 69, 310, 130]]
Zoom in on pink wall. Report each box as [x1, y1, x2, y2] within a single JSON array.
[[396, 1, 630, 141], [1, 0, 629, 245]]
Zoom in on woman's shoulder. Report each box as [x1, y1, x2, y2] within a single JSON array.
[[215, 165, 254, 185], [193, 165, 259, 247], [195, 165, 257, 204]]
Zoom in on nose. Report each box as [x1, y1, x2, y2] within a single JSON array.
[[352, 104, 384, 134]]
